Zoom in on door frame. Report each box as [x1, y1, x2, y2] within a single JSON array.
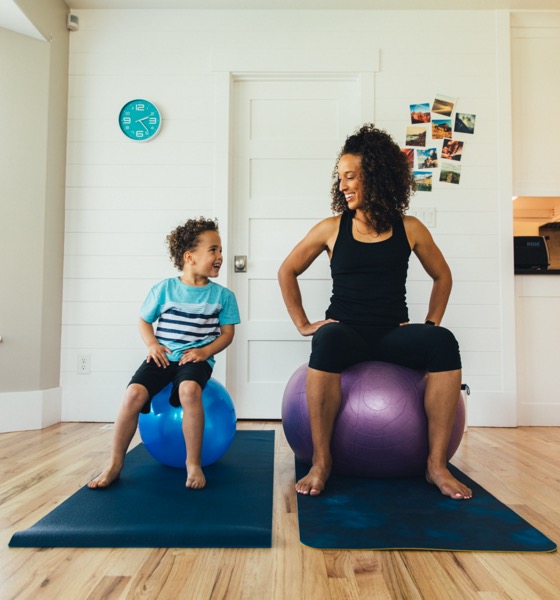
[[211, 41, 379, 387]]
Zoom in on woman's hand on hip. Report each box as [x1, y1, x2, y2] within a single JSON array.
[[298, 319, 338, 337]]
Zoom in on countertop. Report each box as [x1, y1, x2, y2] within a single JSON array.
[[515, 268, 560, 275]]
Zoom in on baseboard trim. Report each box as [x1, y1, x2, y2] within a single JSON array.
[[0, 388, 62, 432], [467, 390, 517, 427], [518, 403, 560, 426]]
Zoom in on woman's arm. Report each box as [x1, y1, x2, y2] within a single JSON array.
[[278, 217, 339, 336], [404, 216, 452, 325]]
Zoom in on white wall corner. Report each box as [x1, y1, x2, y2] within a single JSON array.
[[0, 387, 61, 433], [496, 9, 518, 425]]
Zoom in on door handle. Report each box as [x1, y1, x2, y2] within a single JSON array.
[[234, 255, 247, 273]]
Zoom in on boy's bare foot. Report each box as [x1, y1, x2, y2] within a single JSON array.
[[426, 463, 472, 500], [295, 463, 331, 496], [186, 465, 206, 490], [88, 464, 122, 489]]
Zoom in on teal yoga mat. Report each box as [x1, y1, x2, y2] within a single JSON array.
[[9, 431, 274, 548], [295, 460, 556, 552]]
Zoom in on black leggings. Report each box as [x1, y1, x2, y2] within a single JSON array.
[[309, 322, 461, 374]]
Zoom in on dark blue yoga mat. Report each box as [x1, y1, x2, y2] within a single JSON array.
[[9, 431, 274, 548], [295, 460, 556, 552]]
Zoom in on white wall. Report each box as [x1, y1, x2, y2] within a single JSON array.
[[0, 0, 69, 432], [62, 9, 516, 426]]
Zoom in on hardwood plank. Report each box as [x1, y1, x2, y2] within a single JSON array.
[[1, 424, 560, 600], [85, 576, 130, 600]]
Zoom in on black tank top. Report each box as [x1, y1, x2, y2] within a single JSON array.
[[326, 211, 411, 326]]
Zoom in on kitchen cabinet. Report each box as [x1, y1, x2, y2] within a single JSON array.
[[511, 13, 560, 196], [515, 275, 560, 424]]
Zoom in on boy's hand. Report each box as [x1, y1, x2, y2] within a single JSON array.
[[146, 343, 170, 368], [179, 347, 208, 365]]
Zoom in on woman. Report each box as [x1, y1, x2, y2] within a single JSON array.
[[278, 124, 471, 500]]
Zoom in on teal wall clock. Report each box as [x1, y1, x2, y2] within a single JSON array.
[[118, 99, 162, 141]]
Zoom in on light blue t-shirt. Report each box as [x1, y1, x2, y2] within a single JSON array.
[[140, 277, 240, 367]]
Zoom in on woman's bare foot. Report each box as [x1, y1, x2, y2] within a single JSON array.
[[88, 464, 122, 489], [296, 463, 331, 496], [186, 465, 206, 490], [426, 463, 472, 500]]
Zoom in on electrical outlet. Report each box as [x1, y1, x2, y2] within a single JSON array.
[[77, 353, 90, 374]]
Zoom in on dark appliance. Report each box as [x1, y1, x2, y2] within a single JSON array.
[[539, 222, 560, 270], [514, 236, 550, 270]]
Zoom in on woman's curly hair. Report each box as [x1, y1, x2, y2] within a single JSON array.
[[330, 124, 415, 233], [166, 217, 219, 270]]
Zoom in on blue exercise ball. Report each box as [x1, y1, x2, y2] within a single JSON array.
[[138, 378, 237, 469]]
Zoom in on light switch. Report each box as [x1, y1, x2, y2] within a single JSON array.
[[423, 207, 436, 227]]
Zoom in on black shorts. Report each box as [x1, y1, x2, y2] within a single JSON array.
[[128, 360, 213, 414], [309, 322, 461, 374]]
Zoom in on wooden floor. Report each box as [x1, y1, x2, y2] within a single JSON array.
[[1, 422, 560, 600]]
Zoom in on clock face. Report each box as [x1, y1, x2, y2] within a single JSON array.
[[118, 99, 162, 141]]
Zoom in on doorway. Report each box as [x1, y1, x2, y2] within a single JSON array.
[[227, 75, 363, 418]]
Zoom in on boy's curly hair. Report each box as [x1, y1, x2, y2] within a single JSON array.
[[330, 124, 415, 233], [166, 217, 219, 270]]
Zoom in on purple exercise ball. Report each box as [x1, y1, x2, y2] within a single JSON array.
[[281, 361, 465, 478]]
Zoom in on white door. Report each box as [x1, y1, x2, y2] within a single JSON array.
[[228, 77, 362, 418]]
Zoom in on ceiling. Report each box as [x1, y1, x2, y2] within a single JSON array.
[[64, 0, 560, 10], [0, 0, 42, 38], [3, 0, 560, 43]]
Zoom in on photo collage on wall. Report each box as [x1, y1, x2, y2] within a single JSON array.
[[402, 94, 476, 192]]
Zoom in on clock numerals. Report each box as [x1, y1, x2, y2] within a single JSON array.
[[118, 99, 161, 142]]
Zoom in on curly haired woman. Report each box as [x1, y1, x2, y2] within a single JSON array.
[[89, 217, 240, 491], [278, 124, 471, 500]]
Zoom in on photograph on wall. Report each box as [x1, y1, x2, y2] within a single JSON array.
[[405, 125, 427, 147], [441, 139, 463, 161], [416, 147, 438, 169], [439, 160, 461, 184], [410, 103, 431, 123], [413, 171, 433, 192], [454, 112, 476, 134], [401, 147, 415, 167], [431, 94, 456, 116], [432, 119, 452, 139]]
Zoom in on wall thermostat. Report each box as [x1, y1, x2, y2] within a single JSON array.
[[67, 14, 79, 32]]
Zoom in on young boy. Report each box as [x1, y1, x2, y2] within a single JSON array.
[[88, 217, 240, 491]]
